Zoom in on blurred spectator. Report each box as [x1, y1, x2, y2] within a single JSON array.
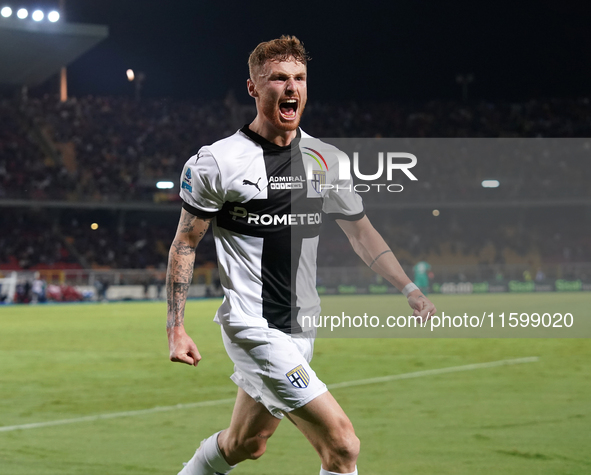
[[31, 272, 47, 303]]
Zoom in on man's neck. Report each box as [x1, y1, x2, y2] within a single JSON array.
[[249, 116, 298, 147]]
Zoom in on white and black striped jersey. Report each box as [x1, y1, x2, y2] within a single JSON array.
[[179, 125, 364, 333]]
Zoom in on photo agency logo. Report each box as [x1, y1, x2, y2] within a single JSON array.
[[301, 139, 418, 193]]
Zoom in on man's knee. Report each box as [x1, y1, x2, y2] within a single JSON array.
[[241, 433, 270, 460], [225, 431, 273, 461], [319, 415, 360, 469], [328, 431, 360, 464]]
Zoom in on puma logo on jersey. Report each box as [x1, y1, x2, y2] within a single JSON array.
[[243, 177, 261, 191]]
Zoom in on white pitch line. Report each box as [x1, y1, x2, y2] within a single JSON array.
[[0, 398, 236, 433], [327, 356, 539, 389], [0, 357, 538, 433]]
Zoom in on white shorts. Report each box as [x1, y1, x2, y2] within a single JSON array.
[[221, 325, 327, 419]]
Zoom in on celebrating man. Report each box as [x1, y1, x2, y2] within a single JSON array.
[[167, 35, 436, 475]]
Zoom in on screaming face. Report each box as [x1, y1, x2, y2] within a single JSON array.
[[249, 57, 307, 133]]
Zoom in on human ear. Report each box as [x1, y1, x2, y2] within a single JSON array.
[[247, 78, 258, 98]]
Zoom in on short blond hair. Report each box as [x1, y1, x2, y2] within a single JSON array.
[[248, 35, 310, 79]]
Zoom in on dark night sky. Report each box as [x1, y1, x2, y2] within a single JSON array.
[[17, 0, 591, 102]]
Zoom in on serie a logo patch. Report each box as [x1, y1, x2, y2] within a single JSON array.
[[182, 168, 193, 192], [286, 364, 310, 389]]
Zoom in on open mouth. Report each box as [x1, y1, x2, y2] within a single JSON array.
[[279, 99, 298, 120]]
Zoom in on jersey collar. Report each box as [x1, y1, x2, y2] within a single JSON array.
[[240, 125, 302, 151]]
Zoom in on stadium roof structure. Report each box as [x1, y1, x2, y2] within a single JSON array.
[[0, 17, 108, 87]]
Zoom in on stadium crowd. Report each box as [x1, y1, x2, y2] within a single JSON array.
[[318, 208, 591, 268], [12, 95, 236, 201], [0, 98, 74, 200], [1, 94, 590, 272], [1, 205, 588, 273], [0, 212, 77, 270], [1, 95, 590, 202]]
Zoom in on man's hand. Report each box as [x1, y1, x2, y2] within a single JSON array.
[[407, 290, 436, 323], [167, 327, 201, 366]]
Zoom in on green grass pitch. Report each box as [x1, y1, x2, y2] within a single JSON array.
[[0, 293, 589, 474]]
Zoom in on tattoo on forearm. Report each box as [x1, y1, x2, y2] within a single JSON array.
[[172, 240, 196, 256], [166, 243, 199, 329], [369, 249, 393, 269], [166, 214, 211, 329], [166, 282, 191, 328]]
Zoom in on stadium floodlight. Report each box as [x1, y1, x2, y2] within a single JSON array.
[[156, 181, 174, 189], [1, 6, 12, 17], [482, 179, 500, 188], [16, 7, 27, 18], [126, 69, 135, 81], [47, 10, 59, 22], [32, 9, 43, 21]]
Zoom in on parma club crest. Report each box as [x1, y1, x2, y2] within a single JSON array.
[[286, 364, 310, 389], [311, 170, 326, 193]]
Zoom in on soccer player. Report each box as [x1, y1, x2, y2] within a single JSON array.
[[166, 35, 436, 475]]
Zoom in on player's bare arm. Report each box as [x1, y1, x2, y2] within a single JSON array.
[[166, 209, 211, 366], [337, 215, 436, 321]]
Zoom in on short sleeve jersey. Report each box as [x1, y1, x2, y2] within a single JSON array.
[[180, 125, 364, 333]]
